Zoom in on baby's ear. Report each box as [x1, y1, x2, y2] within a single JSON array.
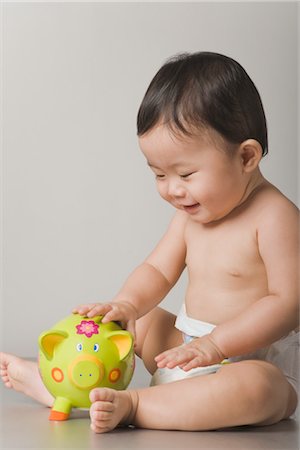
[[239, 139, 262, 172]]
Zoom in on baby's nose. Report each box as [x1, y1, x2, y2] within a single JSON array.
[[168, 180, 186, 198]]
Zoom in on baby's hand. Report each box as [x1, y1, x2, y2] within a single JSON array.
[[72, 301, 138, 339], [154, 334, 225, 371]]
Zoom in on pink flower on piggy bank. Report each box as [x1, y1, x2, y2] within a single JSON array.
[[76, 320, 99, 338]]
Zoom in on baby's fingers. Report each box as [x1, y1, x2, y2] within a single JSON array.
[[86, 304, 113, 318], [154, 345, 182, 362], [154, 349, 175, 366], [155, 345, 178, 360], [73, 303, 98, 315], [100, 305, 126, 324], [179, 356, 207, 371], [155, 347, 194, 369], [72, 303, 112, 318]]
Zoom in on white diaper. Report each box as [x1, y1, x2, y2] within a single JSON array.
[[151, 304, 300, 407], [151, 305, 229, 386]]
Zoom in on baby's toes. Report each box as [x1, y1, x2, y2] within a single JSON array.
[[91, 409, 111, 428], [90, 422, 111, 434], [3, 377, 12, 387], [90, 387, 115, 403], [90, 405, 115, 434], [89, 387, 133, 433], [89, 389, 116, 432], [90, 402, 115, 420]]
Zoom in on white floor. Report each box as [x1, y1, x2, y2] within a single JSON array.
[[1, 358, 299, 450]]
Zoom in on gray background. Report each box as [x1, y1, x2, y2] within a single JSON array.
[[1, 2, 298, 357]]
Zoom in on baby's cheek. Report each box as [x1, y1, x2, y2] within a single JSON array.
[[157, 184, 168, 200]]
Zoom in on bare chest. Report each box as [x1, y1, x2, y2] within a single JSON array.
[[185, 218, 266, 284]]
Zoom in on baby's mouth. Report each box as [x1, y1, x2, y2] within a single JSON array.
[[183, 203, 200, 213]]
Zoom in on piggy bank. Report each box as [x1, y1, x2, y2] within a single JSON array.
[[38, 314, 135, 421]]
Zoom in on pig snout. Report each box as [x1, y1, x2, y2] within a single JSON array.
[[68, 355, 104, 389]]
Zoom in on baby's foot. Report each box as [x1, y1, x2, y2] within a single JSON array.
[[0, 352, 53, 407], [89, 387, 138, 433]]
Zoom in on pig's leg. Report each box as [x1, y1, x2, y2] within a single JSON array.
[[0, 352, 53, 406], [49, 396, 72, 420]]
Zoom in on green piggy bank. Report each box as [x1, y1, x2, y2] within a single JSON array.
[[38, 314, 135, 421]]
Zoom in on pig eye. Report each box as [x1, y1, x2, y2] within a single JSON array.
[[93, 343, 99, 352], [76, 343, 83, 352]]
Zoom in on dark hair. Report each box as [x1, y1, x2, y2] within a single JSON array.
[[137, 52, 268, 156]]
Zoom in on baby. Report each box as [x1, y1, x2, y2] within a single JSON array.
[[1, 52, 299, 433]]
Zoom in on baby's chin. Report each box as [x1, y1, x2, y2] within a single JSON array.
[[184, 208, 230, 225]]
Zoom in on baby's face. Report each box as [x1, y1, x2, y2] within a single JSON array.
[[139, 124, 251, 224]]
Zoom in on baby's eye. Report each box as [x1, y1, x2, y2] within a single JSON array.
[[155, 174, 165, 180], [180, 172, 195, 179]]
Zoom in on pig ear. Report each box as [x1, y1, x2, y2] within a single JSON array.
[[39, 330, 68, 361], [107, 331, 133, 360]]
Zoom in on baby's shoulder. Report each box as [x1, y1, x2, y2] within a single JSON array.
[[253, 182, 299, 225]]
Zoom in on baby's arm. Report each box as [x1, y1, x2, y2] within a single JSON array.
[[74, 211, 187, 336], [157, 197, 299, 369], [211, 199, 299, 357]]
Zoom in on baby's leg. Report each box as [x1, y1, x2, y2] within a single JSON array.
[[0, 352, 53, 407], [134, 307, 182, 374], [90, 360, 297, 433]]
